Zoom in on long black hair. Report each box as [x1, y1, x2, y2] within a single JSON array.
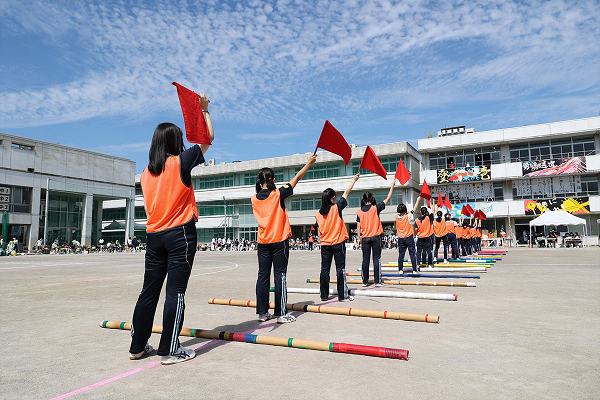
[[256, 168, 276, 193], [148, 123, 185, 175], [361, 191, 377, 207], [319, 188, 336, 215], [397, 203, 408, 214]]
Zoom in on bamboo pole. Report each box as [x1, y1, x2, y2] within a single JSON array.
[[307, 279, 476, 287], [270, 287, 457, 301], [99, 320, 409, 360], [208, 298, 439, 323], [367, 266, 487, 273], [382, 262, 491, 268], [345, 272, 480, 279]]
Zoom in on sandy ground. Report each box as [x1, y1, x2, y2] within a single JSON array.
[[1, 247, 599, 400]]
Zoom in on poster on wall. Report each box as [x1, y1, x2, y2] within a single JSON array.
[[437, 166, 491, 184], [522, 157, 586, 177], [431, 183, 493, 201], [524, 197, 590, 215]]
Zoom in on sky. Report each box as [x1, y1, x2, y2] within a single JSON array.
[[1, 0, 599, 173]]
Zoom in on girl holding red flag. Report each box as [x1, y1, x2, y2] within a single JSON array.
[[316, 173, 360, 301], [357, 179, 396, 286], [432, 204, 450, 264], [252, 154, 317, 324], [129, 93, 214, 365], [414, 196, 435, 270]]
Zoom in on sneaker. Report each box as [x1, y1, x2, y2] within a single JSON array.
[[375, 282, 385, 287], [428, 265, 434, 268], [129, 343, 154, 360], [339, 296, 354, 302], [362, 283, 369, 287], [161, 346, 196, 365], [258, 312, 273, 322], [277, 313, 296, 324], [399, 270, 404, 275]]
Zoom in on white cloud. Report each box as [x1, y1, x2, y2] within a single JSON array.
[[0, 0, 598, 129]]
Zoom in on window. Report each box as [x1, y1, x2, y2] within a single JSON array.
[[135, 185, 142, 196], [551, 140, 572, 159], [572, 138, 595, 156], [135, 206, 146, 219], [493, 182, 504, 200], [193, 174, 234, 190], [11, 142, 35, 151], [298, 164, 340, 180], [580, 176, 599, 195], [291, 197, 321, 211], [197, 202, 234, 216], [510, 145, 529, 162], [103, 208, 126, 221]]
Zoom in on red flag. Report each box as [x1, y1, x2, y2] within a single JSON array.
[[172, 82, 211, 144], [420, 179, 431, 200], [316, 121, 352, 165], [466, 204, 475, 215], [395, 158, 411, 185], [427, 198, 431, 208], [359, 146, 387, 179], [461, 205, 471, 217], [480, 211, 487, 220], [437, 192, 443, 208], [311, 226, 315, 231], [444, 194, 452, 210], [474, 210, 481, 218]]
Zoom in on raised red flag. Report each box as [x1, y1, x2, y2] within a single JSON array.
[[420, 179, 431, 200], [466, 204, 475, 215], [316, 120, 352, 165], [395, 158, 411, 185], [461, 205, 471, 217], [437, 192, 443, 208], [444, 194, 452, 210], [172, 82, 211, 144], [359, 146, 387, 179], [480, 211, 487, 220]]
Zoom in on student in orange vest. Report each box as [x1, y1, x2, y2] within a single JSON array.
[[308, 232, 314, 251], [252, 155, 317, 324], [432, 206, 450, 264], [445, 213, 460, 259], [395, 201, 417, 274], [414, 196, 434, 270], [316, 173, 360, 301], [459, 214, 472, 255], [357, 179, 396, 286], [129, 94, 214, 365]]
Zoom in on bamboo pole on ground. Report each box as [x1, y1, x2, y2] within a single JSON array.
[[208, 298, 439, 323], [345, 272, 480, 279], [307, 278, 476, 287], [99, 320, 409, 360], [270, 287, 458, 301], [367, 266, 487, 273], [382, 263, 491, 268]]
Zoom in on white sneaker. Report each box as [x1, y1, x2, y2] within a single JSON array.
[[258, 312, 273, 322], [160, 346, 196, 365], [375, 282, 385, 287], [339, 296, 354, 302], [277, 313, 296, 324], [129, 343, 154, 360]]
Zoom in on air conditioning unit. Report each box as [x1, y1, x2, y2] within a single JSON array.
[[207, 159, 216, 166]]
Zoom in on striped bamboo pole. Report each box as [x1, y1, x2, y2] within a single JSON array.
[[99, 320, 409, 360], [307, 278, 476, 287], [421, 258, 496, 263], [208, 298, 439, 323], [270, 287, 457, 301], [345, 272, 480, 279], [476, 250, 506, 254], [368, 266, 487, 273], [382, 263, 492, 268]]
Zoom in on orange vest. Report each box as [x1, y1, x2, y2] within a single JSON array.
[[433, 219, 448, 237], [445, 220, 456, 235], [395, 214, 414, 238], [251, 189, 292, 244], [476, 229, 482, 238], [141, 156, 198, 233], [415, 216, 433, 238], [357, 206, 383, 238], [316, 204, 349, 246], [464, 227, 472, 239]]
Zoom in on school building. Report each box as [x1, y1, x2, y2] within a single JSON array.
[[0, 132, 135, 251], [418, 116, 600, 245]]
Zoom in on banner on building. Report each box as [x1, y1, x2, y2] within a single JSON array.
[[524, 197, 590, 215], [437, 166, 491, 184], [448, 202, 494, 219], [522, 157, 586, 177]]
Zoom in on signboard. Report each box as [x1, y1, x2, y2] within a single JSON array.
[[0, 204, 8, 211], [522, 157, 586, 177], [514, 176, 581, 197], [0, 195, 9, 203], [0, 187, 10, 195], [437, 166, 491, 184], [524, 197, 590, 215]]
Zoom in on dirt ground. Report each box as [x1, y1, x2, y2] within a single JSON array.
[[1, 247, 599, 399]]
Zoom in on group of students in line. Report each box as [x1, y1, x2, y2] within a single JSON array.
[[127, 98, 486, 365]]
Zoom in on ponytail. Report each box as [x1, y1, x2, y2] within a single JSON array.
[[319, 188, 336, 216], [361, 191, 376, 207], [256, 168, 277, 193]]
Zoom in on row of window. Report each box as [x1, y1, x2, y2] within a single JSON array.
[[429, 148, 501, 170], [509, 137, 595, 163]]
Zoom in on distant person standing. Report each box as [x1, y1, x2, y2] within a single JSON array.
[[129, 93, 214, 365]]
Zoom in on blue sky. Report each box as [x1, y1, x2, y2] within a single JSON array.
[[1, 0, 599, 173]]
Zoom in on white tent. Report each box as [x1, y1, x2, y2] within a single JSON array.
[[529, 210, 587, 247]]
